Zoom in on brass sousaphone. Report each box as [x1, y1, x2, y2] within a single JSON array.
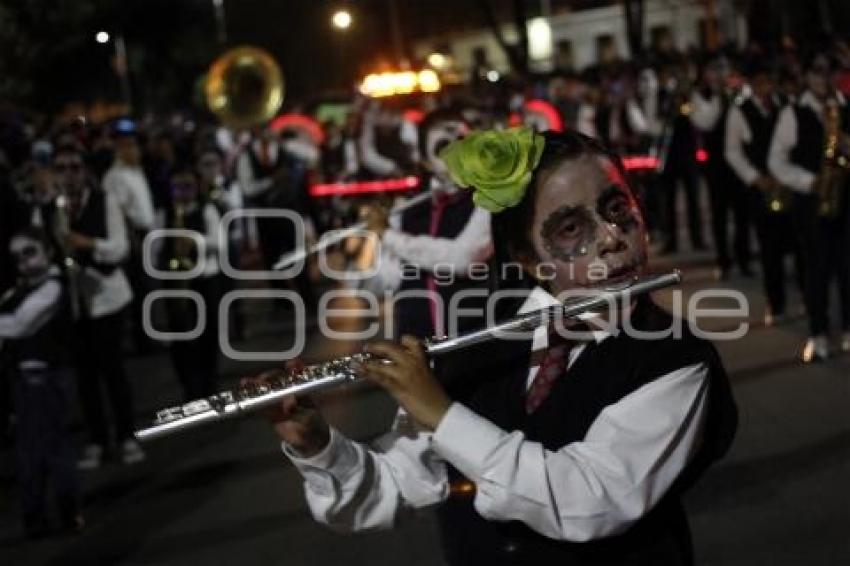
[[205, 46, 284, 127]]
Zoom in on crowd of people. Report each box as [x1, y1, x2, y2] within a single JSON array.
[[1, 37, 849, 543]]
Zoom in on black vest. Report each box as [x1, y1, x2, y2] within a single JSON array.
[[247, 145, 310, 213], [373, 125, 415, 173], [0, 275, 71, 367], [594, 104, 635, 149], [790, 98, 850, 174], [433, 299, 738, 565], [70, 188, 116, 274], [739, 99, 778, 175], [394, 189, 489, 339]]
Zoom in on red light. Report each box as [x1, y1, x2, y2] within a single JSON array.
[[524, 99, 564, 132], [622, 155, 660, 171], [403, 109, 425, 124], [269, 113, 326, 145], [310, 176, 421, 197], [508, 112, 522, 127], [696, 148, 709, 163]]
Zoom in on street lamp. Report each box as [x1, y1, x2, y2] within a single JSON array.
[[332, 9, 352, 30], [96, 31, 133, 111], [427, 52, 447, 69]]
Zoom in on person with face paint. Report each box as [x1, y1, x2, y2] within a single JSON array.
[[257, 129, 736, 565], [0, 228, 83, 537], [769, 53, 850, 362], [360, 108, 492, 339]]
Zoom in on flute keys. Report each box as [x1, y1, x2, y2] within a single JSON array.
[[155, 406, 184, 424], [182, 399, 212, 417]]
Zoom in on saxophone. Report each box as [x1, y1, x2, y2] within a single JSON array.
[[53, 193, 83, 318], [814, 98, 849, 218], [168, 203, 197, 272]]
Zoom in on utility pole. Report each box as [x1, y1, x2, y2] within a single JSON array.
[[212, 0, 228, 45], [388, 0, 406, 66], [704, 0, 720, 50], [114, 34, 133, 111]]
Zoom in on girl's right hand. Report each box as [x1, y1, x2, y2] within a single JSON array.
[[241, 359, 330, 457]]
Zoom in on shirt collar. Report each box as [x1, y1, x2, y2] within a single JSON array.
[[518, 286, 613, 350]]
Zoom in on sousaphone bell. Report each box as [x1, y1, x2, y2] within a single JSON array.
[[205, 46, 285, 128]]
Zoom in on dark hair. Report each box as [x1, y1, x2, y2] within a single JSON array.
[[489, 130, 631, 293], [53, 142, 84, 160]]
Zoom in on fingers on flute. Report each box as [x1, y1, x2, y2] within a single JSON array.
[[359, 360, 400, 388], [285, 357, 305, 373], [400, 335, 427, 364], [364, 340, 410, 366]]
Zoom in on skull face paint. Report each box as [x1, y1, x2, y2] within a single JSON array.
[[529, 155, 648, 293], [540, 184, 641, 261], [425, 120, 468, 185], [10, 235, 50, 282]]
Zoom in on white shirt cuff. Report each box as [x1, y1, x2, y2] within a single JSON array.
[[742, 168, 760, 186], [431, 402, 505, 481], [281, 428, 361, 495]]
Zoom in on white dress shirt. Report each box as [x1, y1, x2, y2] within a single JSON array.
[[689, 90, 723, 132], [725, 97, 769, 186], [283, 287, 710, 542], [76, 189, 133, 318], [767, 90, 847, 193], [362, 181, 492, 294], [102, 162, 155, 231], [200, 202, 223, 278]]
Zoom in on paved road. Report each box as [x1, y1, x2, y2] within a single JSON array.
[[1, 256, 848, 565]]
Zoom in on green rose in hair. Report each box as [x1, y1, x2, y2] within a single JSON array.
[[439, 126, 545, 213]]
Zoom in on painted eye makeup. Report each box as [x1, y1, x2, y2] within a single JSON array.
[[540, 185, 640, 261], [597, 186, 639, 229], [541, 206, 596, 260]]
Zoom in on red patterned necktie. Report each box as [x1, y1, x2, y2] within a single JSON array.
[[525, 341, 570, 414]]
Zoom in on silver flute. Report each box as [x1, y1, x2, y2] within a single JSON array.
[[136, 270, 681, 441]]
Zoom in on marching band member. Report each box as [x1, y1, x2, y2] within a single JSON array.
[[656, 63, 707, 254], [102, 119, 156, 354], [768, 53, 850, 361], [53, 144, 145, 468], [1, 228, 83, 537], [236, 126, 316, 306], [262, 129, 737, 565], [360, 102, 418, 178], [160, 161, 224, 400], [361, 109, 492, 338], [691, 58, 753, 278], [725, 63, 801, 325]]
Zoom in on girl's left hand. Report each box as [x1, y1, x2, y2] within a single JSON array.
[[355, 335, 452, 431]]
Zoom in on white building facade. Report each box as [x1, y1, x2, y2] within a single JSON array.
[[412, 0, 748, 77]]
